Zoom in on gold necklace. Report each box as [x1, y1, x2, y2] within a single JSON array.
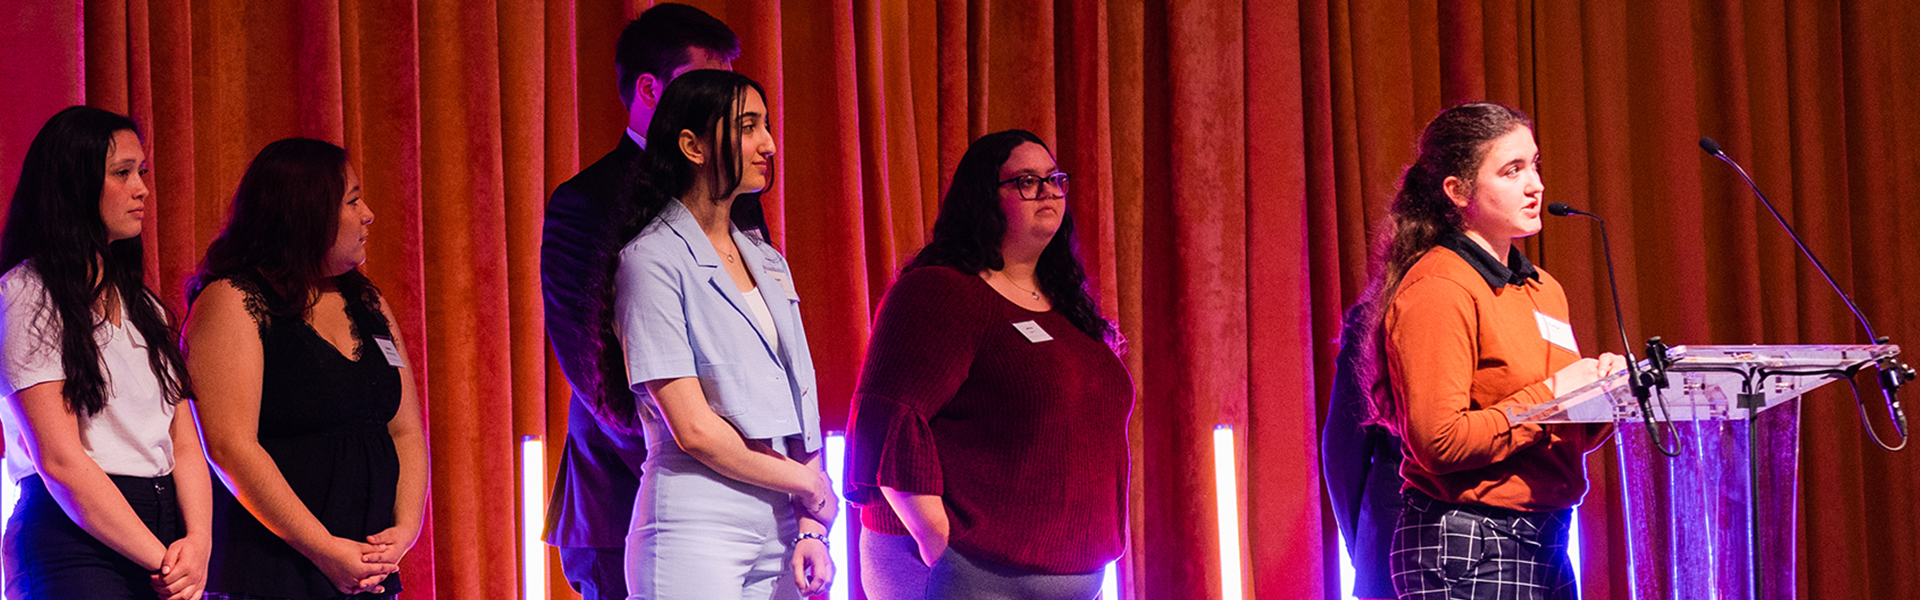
[[997, 270, 1041, 300]]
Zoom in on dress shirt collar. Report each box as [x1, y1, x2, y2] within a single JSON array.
[[1438, 231, 1540, 290]]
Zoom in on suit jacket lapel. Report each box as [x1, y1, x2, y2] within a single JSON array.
[[735, 233, 798, 369], [661, 203, 769, 357]]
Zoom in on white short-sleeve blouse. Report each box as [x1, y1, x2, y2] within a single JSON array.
[[0, 263, 175, 482]]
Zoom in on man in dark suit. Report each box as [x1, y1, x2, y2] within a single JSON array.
[[541, 5, 739, 599]]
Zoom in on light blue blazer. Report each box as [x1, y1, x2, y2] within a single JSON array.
[[614, 200, 822, 453]]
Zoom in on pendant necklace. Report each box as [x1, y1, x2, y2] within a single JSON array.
[[1000, 271, 1041, 300]]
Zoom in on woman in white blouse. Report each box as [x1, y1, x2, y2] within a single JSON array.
[[0, 106, 209, 600]]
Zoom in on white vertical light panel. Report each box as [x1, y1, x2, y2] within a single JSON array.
[[0, 474, 14, 524], [1101, 560, 1118, 599], [1337, 531, 1357, 600], [824, 432, 849, 600], [521, 435, 547, 600], [1568, 507, 1582, 586], [1213, 425, 1243, 600], [1, 473, 15, 590]]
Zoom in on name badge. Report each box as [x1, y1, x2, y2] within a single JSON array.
[[1012, 320, 1054, 343], [1534, 311, 1578, 354], [773, 272, 800, 301], [373, 335, 407, 368]]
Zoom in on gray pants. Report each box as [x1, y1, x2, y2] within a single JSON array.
[[624, 442, 799, 600], [859, 529, 932, 600], [925, 547, 1101, 600]]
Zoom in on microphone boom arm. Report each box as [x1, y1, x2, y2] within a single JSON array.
[[1700, 137, 1908, 449], [1549, 202, 1683, 457]]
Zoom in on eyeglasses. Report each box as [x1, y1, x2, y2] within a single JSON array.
[[997, 172, 1070, 200]]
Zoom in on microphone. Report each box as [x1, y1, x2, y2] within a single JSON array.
[[1548, 202, 1680, 455], [1699, 137, 1722, 156], [1701, 137, 1908, 446], [1700, 137, 1878, 342]]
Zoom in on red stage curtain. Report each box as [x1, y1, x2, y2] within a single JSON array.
[[2, 1, 1917, 599]]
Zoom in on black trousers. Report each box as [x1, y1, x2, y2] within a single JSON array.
[[559, 546, 626, 600], [1389, 490, 1576, 600], [4, 473, 183, 600]]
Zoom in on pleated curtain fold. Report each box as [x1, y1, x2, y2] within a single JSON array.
[[2, 1, 1916, 599]]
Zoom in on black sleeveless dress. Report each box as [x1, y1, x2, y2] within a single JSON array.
[[205, 273, 404, 599]]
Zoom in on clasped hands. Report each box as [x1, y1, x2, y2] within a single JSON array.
[[311, 525, 417, 596], [147, 534, 209, 600]]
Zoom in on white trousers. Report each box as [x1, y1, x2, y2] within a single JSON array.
[[624, 442, 799, 600]]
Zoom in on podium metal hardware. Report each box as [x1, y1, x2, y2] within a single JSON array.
[[1507, 343, 1899, 600]]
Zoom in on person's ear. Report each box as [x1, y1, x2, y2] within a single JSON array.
[[1443, 175, 1473, 209], [636, 73, 663, 111], [679, 130, 706, 166]]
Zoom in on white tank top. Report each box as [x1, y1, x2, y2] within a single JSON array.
[[741, 287, 782, 359]]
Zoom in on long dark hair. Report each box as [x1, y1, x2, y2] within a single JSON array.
[[0, 106, 193, 416], [186, 138, 373, 314], [616, 69, 772, 245], [907, 129, 1117, 346], [1351, 102, 1534, 429]]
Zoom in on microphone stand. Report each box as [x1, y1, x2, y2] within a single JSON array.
[[1548, 202, 1681, 456], [1700, 138, 1909, 450]]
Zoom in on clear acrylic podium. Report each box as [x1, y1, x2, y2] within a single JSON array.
[[1504, 344, 1901, 600]]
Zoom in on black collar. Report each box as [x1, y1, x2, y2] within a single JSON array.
[[1438, 232, 1539, 290]]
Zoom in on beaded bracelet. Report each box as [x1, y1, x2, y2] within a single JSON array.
[[795, 531, 830, 548]]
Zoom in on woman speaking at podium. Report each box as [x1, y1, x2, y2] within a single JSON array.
[[1348, 102, 1624, 600]]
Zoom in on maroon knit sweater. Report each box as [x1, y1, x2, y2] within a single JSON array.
[[844, 266, 1135, 574]]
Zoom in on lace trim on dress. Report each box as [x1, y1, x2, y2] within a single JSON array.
[[223, 274, 390, 363], [221, 275, 274, 340]]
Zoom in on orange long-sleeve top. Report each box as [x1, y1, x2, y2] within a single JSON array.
[[1384, 236, 1612, 512]]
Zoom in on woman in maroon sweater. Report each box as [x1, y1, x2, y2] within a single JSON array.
[[846, 129, 1133, 600]]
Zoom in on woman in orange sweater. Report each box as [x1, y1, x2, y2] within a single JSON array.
[[1349, 102, 1624, 600]]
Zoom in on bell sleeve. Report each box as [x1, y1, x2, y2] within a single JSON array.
[[843, 267, 988, 506]]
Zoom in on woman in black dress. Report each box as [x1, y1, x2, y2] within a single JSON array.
[[184, 138, 428, 599]]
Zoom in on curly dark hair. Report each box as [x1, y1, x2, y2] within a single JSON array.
[[907, 129, 1117, 347], [1348, 102, 1534, 431], [0, 106, 193, 416]]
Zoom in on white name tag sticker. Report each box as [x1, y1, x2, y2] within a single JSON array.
[[774, 272, 800, 301], [373, 336, 407, 368], [1012, 320, 1054, 343], [1534, 311, 1579, 354]]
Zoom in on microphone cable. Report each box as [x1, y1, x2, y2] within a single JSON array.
[[1700, 138, 1908, 451], [1547, 202, 1682, 457]]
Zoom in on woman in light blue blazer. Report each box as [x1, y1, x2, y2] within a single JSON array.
[[611, 69, 834, 600]]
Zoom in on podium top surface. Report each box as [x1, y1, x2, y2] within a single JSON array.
[[1505, 344, 1899, 424]]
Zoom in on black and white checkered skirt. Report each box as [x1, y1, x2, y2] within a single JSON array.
[[1388, 490, 1577, 600]]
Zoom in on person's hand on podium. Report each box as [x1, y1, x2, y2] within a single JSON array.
[[1596, 352, 1628, 377], [1548, 352, 1628, 396]]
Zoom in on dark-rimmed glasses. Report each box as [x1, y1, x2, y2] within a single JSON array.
[[997, 172, 1070, 200]]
